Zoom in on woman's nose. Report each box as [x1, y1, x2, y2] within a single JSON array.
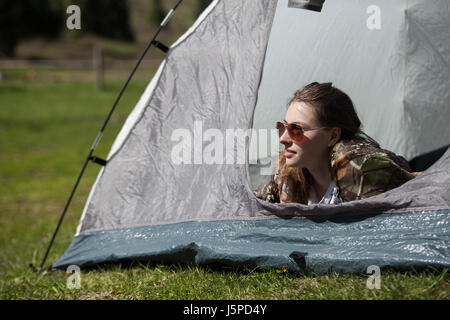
[[279, 129, 292, 146]]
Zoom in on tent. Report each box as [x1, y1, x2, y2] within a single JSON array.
[[51, 0, 450, 273]]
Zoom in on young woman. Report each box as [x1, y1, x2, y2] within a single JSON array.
[[254, 82, 418, 204]]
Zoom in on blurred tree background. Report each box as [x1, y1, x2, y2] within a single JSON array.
[[0, 0, 212, 59], [70, 0, 135, 42], [0, 0, 64, 57]]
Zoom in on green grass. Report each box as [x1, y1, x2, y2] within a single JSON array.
[[0, 69, 449, 300]]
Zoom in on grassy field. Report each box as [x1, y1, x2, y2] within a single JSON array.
[[0, 68, 448, 300]]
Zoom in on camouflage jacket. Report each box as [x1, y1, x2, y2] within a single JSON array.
[[254, 138, 417, 203]]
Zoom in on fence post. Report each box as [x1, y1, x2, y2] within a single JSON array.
[[93, 45, 104, 90]]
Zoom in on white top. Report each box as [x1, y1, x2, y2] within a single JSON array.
[[274, 169, 341, 205], [307, 180, 342, 205]]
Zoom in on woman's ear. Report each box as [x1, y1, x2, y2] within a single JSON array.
[[328, 127, 341, 147]]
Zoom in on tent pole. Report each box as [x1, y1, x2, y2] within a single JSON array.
[[30, 0, 184, 273]]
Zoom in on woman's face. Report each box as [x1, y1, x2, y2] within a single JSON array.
[[280, 101, 339, 169]]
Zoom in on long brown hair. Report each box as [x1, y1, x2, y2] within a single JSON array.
[[278, 82, 377, 203]]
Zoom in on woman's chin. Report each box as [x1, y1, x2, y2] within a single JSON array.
[[285, 156, 301, 168]]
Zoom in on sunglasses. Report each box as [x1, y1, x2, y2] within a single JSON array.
[[276, 120, 328, 142]]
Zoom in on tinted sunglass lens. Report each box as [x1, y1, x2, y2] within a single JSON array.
[[276, 122, 285, 137], [277, 122, 304, 141], [287, 123, 304, 141]]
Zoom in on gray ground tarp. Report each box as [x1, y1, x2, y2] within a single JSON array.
[[52, 0, 450, 272]]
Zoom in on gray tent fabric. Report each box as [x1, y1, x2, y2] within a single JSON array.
[[52, 0, 450, 272], [53, 209, 449, 273]]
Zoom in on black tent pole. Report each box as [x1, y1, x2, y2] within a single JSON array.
[[30, 0, 184, 273]]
